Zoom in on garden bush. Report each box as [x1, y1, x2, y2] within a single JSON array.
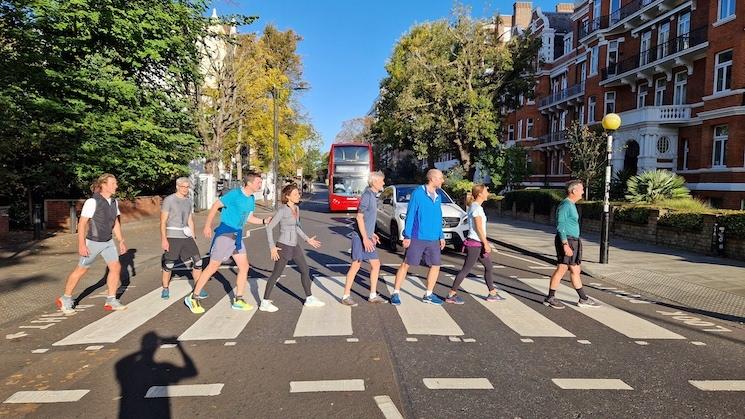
[[614, 206, 650, 225], [626, 170, 691, 203], [503, 189, 563, 215], [720, 213, 745, 239], [657, 212, 704, 233], [577, 201, 603, 220]]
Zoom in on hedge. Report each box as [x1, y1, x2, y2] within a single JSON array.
[[577, 201, 603, 220], [657, 212, 704, 233], [720, 213, 745, 239], [503, 189, 564, 215], [614, 206, 650, 225]]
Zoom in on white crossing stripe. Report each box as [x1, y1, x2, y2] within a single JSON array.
[[459, 276, 574, 338], [689, 380, 745, 391], [374, 395, 404, 419], [145, 384, 224, 398], [290, 379, 365, 393], [4, 390, 90, 403], [53, 281, 192, 346], [552, 378, 633, 390], [517, 277, 686, 340], [179, 279, 265, 341], [294, 276, 352, 337], [384, 275, 463, 336], [422, 378, 494, 390]]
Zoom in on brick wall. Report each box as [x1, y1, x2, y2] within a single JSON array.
[[45, 196, 163, 232]]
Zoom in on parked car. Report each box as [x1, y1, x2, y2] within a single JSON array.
[[375, 184, 469, 252]]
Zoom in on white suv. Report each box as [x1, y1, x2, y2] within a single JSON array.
[[375, 184, 469, 252]]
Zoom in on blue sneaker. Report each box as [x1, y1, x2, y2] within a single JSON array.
[[161, 288, 170, 299], [198, 289, 209, 299], [423, 293, 444, 305], [390, 293, 402, 306], [445, 294, 465, 304]]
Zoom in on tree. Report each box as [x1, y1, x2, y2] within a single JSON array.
[[566, 121, 606, 200], [372, 5, 540, 178], [334, 117, 372, 144], [480, 144, 531, 191]]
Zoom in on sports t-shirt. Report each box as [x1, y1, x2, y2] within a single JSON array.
[[219, 188, 255, 229], [466, 202, 487, 242], [354, 187, 377, 239], [162, 193, 194, 238]]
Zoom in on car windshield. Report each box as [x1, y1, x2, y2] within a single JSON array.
[[395, 186, 452, 204], [332, 176, 367, 197]]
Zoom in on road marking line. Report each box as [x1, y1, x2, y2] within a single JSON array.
[[85, 345, 103, 351], [577, 340, 592, 345], [327, 263, 351, 267], [145, 384, 224, 398], [294, 276, 352, 337], [54, 281, 192, 346], [689, 380, 745, 391], [346, 338, 359, 342], [691, 341, 707, 346], [635, 341, 649, 345], [520, 338, 534, 343], [284, 340, 296, 344], [422, 378, 494, 390], [406, 337, 418, 342], [160, 344, 176, 349], [463, 338, 476, 343], [289, 379, 365, 393], [497, 251, 548, 266], [374, 395, 404, 419], [178, 279, 265, 341], [31, 348, 49, 354], [384, 275, 464, 336], [517, 277, 686, 340], [20, 324, 54, 329], [448, 336, 461, 342], [551, 379, 633, 390], [529, 266, 555, 269], [224, 341, 237, 346], [4, 390, 90, 403], [459, 276, 574, 338]]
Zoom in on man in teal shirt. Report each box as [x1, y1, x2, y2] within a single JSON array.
[[544, 180, 600, 309]]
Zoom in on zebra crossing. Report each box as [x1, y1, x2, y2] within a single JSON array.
[[49, 272, 693, 348]]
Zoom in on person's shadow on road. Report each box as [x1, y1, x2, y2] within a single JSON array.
[[115, 332, 197, 419]]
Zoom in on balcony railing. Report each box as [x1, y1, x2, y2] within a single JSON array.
[[538, 82, 585, 109], [537, 130, 567, 144], [601, 26, 707, 81], [619, 105, 692, 126], [579, 0, 659, 38]]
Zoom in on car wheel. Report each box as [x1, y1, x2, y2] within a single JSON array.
[[389, 222, 399, 253]]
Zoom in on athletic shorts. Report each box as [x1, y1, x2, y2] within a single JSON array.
[[555, 234, 582, 266], [79, 239, 118, 267], [210, 234, 247, 262], [163, 238, 201, 265], [404, 238, 441, 267], [350, 232, 379, 262]]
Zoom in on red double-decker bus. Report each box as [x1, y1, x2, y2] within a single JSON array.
[[328, 143, 373, 212]]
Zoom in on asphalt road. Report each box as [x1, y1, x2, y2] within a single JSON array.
[[1, 184, 744, 418]]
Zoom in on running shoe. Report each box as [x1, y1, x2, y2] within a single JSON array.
[[390, 293, 401, 306], [578, 297, 601, 308], [422, 293, 444, 305], [161, 288, 170, 299], [231, 298, 254, 311], [368, 295, 386, 304], [193, 289, 209, 299], [543, 296, 565, 309], [56, 296, 75, 314], [104, 298, 128, 311], [304, 295, 326, 307], [259, 299, 279, 312], [445, 294, 465, 304], [184, 295, 205, 314], [486, 291, 506, 302], [341, 296, 358, 306]]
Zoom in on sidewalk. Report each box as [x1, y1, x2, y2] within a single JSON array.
[[486, 216, 745, 321]]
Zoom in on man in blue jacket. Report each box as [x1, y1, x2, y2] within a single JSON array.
[[390, 169, 446, 306]]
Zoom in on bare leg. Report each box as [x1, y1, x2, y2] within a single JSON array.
[[105, 261, 121, 296], [63, 266, 89, 296], [425, 265, 440, 293], [232, 253, 249, 297], [368, 259, 381, 295], [549, 264, 569, 291], [393, 262, 410, 292], [568, 265, 583, 289], [193, 260, 221, 295], [161, 269, 171, 288], [343, 261, 362, 296]]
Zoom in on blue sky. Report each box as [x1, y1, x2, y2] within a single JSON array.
[[212, 0, 555, 152]]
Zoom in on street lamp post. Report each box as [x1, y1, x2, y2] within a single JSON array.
[[270, 82, 309, 210], [600, 113, 621, 264]]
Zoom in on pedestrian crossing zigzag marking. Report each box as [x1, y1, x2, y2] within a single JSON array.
[[53, 281, 193, 346], [516, 277, 687, 340], [178, 279, 266, 341], [294, 276, 352, 337], [381, 275, 464, 336]]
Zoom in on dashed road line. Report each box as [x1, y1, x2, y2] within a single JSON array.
[[4, 390, 90, 404], [422, 378, 494, 390], [551, 378, 633, 390], [289, 379, 365, 393], [689, 380, 745, 391], [374, 395, 404, 419], [145, 384, 224, 398]]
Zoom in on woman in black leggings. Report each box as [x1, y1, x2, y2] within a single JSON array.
[[446, 184, 506, 304]]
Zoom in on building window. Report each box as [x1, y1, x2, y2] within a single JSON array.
[[558, 149, 565, 174], [559, 111, 567, 131], [682, 139, 689, 170], [657, 22, 670, 59], [640, 31, 652, 66], [657, 136, 670, 154], [713, 125, 728, 167], [588, 97, 597, 123], [714, 50, 733, 93], [578, 104, 585, 124], [654, 78, 666, 106], [607, 40, 619, 76], [518, 120, 523, 140], [678, 12, 691, 50], [718, 0, 735, 21], [564, 33, 572, 56], [593, 0, 601, 21], [610, 0, 621, 24], [637, 82, 648, 108], [590, 46, 599, 75], [673, 72, 687, 105], [508, 125, 514, 142], [605, 92, 616, 114], [580, 61, 587, 83], [527, 118, 534, 138]]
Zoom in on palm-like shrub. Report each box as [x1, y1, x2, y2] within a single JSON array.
[[625, 170, 691, 203]]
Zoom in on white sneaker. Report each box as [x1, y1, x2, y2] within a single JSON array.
[[304, 295, 326, 307], [259, 299, 279, 312]]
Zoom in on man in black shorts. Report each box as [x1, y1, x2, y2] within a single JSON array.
[[160, 177, 203, 299], [544, 180, 600, 309]]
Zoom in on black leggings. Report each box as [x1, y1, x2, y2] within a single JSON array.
[[264, 243, 312, 299], [451, 245, 495, 292]]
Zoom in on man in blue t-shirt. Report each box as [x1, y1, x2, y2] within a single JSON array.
[[184, 172, 271, 314]]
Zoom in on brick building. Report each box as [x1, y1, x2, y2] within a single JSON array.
[[507, 0, 745, 209]]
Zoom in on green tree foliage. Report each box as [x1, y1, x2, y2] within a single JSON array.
[[626, 170, 691, 203], [480, 144, 531, 191], [0, 0, 218, 225], [372, 5, 540, 179], [566, 121, 606, 200]]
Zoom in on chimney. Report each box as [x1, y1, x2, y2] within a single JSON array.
[[513, 2, 533, 30], [556, 3, 574, 13]]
